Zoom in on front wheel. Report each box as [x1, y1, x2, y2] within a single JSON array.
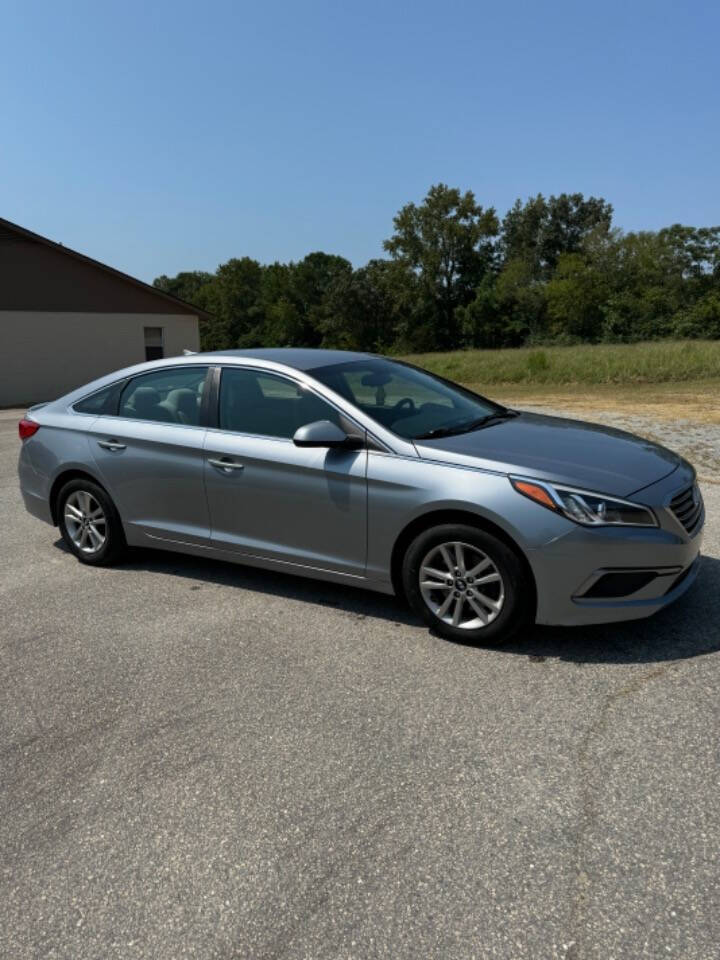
[[402, 524, 531, 644], [57, 479, 126, 566]]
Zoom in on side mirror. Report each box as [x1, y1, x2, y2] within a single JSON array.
[[293, 420, 364, 449]]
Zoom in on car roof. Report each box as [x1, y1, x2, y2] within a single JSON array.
[[198, 348, 377, 371]]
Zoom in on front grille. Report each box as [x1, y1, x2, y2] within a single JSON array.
[[670, 483, 704, 534]]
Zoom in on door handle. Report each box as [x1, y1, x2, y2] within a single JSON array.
[[97, 440, 126, 451], [208, 457, 245, 473]]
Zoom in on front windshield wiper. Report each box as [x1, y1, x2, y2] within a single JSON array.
[[414, 409, 518, 441]]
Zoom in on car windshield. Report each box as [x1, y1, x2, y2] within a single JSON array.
[[311, 358, 505, 440]]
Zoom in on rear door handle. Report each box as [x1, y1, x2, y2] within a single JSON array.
[[208, 457, 245, 474], [97, 440, 126, 451]]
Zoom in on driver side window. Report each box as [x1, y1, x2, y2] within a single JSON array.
[[219, 368, 342, 439]]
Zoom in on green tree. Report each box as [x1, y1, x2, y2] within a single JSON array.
[[500, 193, 613, 279], [257, 262, 298, 346], [673, 292, 720, 338], [153, 190, 720, 353], [290, 252, 353, 346], [456, 275, 506, 348], [210, 257, 265, 347], [494, 258, 548, 343], [545, 253, 609, 342], [383, 184, 499, 349], [153, 270, 214, 303], [497, 195, 546, 274], [543, 228, 618, 341], [153, 270, 220, 348], [601, 231, 687, 341], [320, 259, 405, 351]]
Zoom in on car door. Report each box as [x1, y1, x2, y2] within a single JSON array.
[[88, 365, 212, 546], [203, 365, 367, 576]]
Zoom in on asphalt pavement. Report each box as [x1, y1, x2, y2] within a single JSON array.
[[1, 414, 719, 959]]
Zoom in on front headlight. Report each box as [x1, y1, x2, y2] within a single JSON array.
[[510, 476, 658, 527]]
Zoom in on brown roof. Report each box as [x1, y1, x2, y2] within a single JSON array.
[[0, 216, 212, 319]]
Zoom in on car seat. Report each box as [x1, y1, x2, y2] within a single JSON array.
[[163, 388, 199, 425], [124, 386, 177, 423]]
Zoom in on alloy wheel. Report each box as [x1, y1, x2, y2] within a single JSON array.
[[63, 490, 107, 554], [419, 540, 505, 630]]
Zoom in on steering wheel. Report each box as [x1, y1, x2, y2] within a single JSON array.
[[393, 397, 416, 415]]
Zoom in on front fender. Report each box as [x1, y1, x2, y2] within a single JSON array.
[[366, 452, 573, 583]]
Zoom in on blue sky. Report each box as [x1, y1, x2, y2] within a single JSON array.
[[2, 0, 718, 282]]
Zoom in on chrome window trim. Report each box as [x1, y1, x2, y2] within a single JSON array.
[[214, 363, 393, 451], [65, 355, 411, 456], [206, 357, 412, 455], [71, 364, 211, 414], [106, 416, 208, 432], [74, 364, 212, 429]]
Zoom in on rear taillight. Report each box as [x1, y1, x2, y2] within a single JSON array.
[[18, 418, 40, 440]]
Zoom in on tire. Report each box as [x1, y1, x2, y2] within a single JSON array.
[[402, 523, 531, 644], [57, 478, 126, 566]]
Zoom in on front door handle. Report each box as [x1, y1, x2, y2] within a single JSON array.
[[97, 440, 126, 451], [208, 457, 245, 474]]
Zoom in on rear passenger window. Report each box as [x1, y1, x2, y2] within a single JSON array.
[[119, 367, 209, 426], [219, 368, 341, 438], [73, 382, 121, 415]]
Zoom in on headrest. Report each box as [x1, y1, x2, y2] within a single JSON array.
[[166, 388, 197, 418], [132, 386, 162, 415]]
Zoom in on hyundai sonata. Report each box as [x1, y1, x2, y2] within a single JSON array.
[[18, 349, 704, 643]]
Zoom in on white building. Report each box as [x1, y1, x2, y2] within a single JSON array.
[[0, 217, 208, 406]]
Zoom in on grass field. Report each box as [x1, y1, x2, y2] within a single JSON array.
[[402, 340, 720, 386], [403, 340, 720, 424]]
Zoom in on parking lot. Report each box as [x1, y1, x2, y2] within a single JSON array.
[[2, 412, 719, 960]]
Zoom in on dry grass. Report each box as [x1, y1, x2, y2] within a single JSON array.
[[403, 340, 720, 386], [486, 381, 720, 425], [402, 341, 720, 423]]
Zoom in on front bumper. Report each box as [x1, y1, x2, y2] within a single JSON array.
[[528, 469, 704, 626]]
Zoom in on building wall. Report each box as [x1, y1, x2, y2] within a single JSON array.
[[0, 311, 200, 406]]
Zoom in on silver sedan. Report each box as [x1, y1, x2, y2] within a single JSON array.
[[18, 349, 704, 644]]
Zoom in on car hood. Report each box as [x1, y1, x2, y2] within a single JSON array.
[[413, 411, 681, 497]]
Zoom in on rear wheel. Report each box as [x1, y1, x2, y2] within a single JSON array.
[[57, 479, 126, 566], [402, 524, 531, 644]]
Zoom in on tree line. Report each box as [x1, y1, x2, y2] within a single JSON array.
[[154, 185, 720, 354]]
